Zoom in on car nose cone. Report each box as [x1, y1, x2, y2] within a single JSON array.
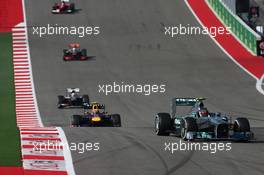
[[91, 117, 101, 122]]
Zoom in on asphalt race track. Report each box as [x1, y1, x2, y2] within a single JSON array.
[[25, 0, 264, 175]]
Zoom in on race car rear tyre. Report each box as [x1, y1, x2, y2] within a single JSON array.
[[57, 95, 65, 108], [111, 114, 121, 127], [63, 50, 70, 61], [82, 95, 89, 105], [70, 3, 75, 11], [155, 113, 171, 136], [180, 117, 197, 140], [81, 49, 87, 56], [234, 117, 250, 132], [71, 115, 82, 127]]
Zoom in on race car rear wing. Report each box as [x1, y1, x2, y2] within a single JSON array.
[[85, 103, 105, 109], [170, 97, 205, 118], [67, 88, 80, 93]]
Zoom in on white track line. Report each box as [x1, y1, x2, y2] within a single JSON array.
[[256, 74, 264, 95], [57, 127, 76, 175]]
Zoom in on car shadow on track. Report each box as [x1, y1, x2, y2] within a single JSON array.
[[72, 9, 82, 14]]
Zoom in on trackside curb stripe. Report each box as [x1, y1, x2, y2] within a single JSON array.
[[185, 0, 264, 96], [11, 0, 76, 173]]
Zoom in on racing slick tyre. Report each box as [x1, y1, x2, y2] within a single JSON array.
[[234, 117, 250, 132], [63, 49, 67, 55], [180, 117, 197, 141], [63, 49, 69, 61], [216, 124, 229, 138], [57, 95, 65, 109], [155, 113, 171, 136], [70, 3, 75, 11], [111, 114, 121, 127], [82, 95, 90, 105], [71, 115, 82, 127], [81, 49, 87, 56]]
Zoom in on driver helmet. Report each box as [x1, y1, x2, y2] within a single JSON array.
[[92, 104, 100, 114], [198, 108, 209, 117], [72, 47, 76, 54], [61, 0, 65, 7], [71, 90, 76, 97]]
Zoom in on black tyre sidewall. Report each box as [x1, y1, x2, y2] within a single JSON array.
[[82, 95, 89, 104], [72, 115, 82, 126], [155, 113, 171, 136], [234, 118, 250, 132], [111, 114, 121, 127]]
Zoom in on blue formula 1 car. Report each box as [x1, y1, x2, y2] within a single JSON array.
[[154, 98, 254, 141], [71, 102, 121, 127]]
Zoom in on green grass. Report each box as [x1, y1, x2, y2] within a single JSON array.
[[0, 33, 22, 166]]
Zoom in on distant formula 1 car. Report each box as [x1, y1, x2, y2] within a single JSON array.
[[57, 88, 89, 109], [71, 102, 121, 127], [63, 43, 88, 61], [155, 98, 254, 141], [52, 0, 75, 14]]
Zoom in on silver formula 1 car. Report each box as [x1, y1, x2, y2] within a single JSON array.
[[155, 98, 254, 141], [57, 88, 89, 109]]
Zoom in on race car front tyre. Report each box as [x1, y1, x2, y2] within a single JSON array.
[[111, 114, 121, 127], [234, 117, 250, 132], [180, 117, 197, 140], [57, 95, 65, 108], [71, 115, 82, 127], [155, 113, 171, 136]]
